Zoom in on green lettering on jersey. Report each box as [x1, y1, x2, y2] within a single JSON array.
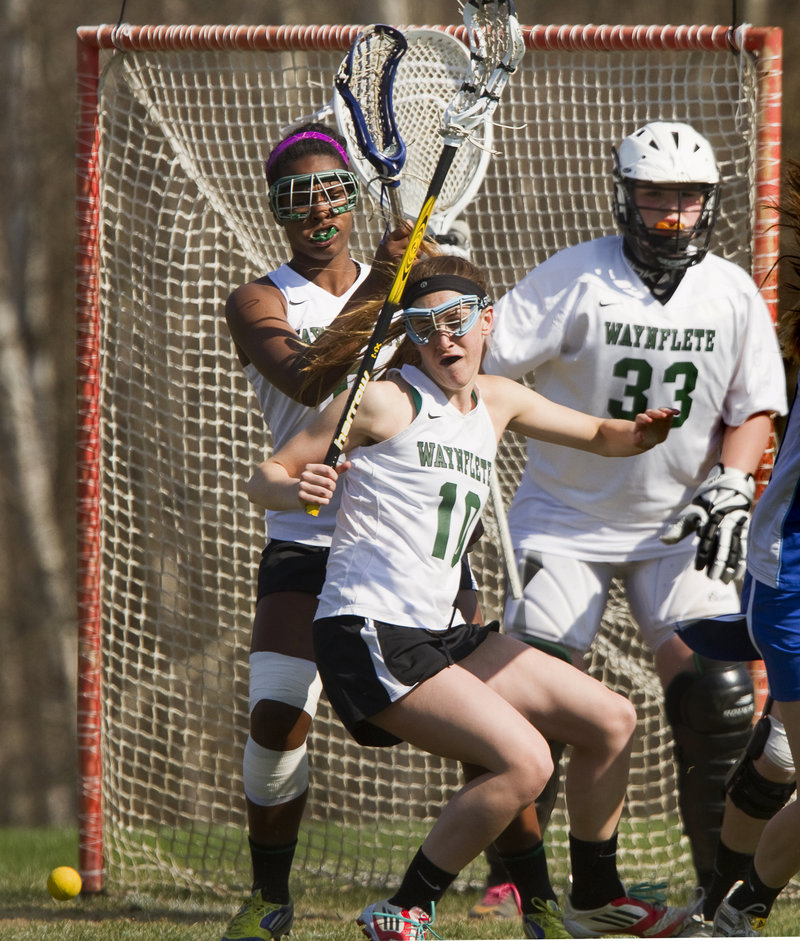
[[417, 442, 437, 466], [618, 324, 633, 347]]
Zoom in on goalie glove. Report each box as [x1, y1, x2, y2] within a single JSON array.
[[660, 463, 755, 584]]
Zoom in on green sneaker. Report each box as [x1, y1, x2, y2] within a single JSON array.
[[523, 898, 572, 938], [221, 892, 294, 940]]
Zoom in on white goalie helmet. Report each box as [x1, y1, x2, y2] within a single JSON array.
[[612, 121, 721, 270]]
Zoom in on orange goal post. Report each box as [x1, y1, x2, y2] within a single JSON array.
[[76, 21, 782, 896]]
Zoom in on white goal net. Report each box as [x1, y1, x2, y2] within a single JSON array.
[[76, 21, 782, 897]]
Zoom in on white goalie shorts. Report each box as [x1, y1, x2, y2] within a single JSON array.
[[504, 545, 740, 657]]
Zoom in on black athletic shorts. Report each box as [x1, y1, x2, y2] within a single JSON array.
[[312, 615, 499, 747], [256, 539, 330, 603]]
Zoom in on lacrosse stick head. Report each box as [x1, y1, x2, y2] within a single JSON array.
[[442, 0, 526, 144], [336, 28, 493, 235], [334, 24, 407, 185]]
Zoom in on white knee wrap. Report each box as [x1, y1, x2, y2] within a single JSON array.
[[763, 715, 795, 773], [249, 651, 322, 716], [243, 736, 309, 807]]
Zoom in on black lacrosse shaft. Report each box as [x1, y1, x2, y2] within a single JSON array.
[[324, 141, 458, 469], [305, 143, 459, 515]]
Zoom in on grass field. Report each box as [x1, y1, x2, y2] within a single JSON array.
[[2, 827, 799, 939]]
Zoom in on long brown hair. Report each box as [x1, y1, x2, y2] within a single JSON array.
[[297, 253, 493, 399], [778, 160, 800, 364]]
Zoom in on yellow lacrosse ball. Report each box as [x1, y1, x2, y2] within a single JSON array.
[[47, 866, 82, 900]]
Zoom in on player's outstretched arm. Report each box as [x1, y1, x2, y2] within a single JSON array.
[[481, 374, 676, 455]]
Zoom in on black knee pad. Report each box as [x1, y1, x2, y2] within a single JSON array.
[[664, 657, 755, 886], [726, 711, 797, 819]]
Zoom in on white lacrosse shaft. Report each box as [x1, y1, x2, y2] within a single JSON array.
[[490, 471, 523, 600]]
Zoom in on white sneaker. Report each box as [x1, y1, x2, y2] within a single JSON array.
[[357, 899, 438, 940], [564, 884, 691, 938], [712, 898, 767, 936]]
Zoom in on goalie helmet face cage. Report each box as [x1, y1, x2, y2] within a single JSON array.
[[612, 121, 721, 270], [268, 170, 360, 223]]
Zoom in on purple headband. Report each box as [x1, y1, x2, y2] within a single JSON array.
[[265, 131, 350, 175]]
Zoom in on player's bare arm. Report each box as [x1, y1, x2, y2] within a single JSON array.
[[247, 377, 414, 511], [226, 224, 412, 406], [225, 279, 310, 394], [479, 374, 676, 455], [719, 411, 774, 474]]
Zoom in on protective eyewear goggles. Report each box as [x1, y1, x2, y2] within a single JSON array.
[[402, 295, 489, 345], [268, 170, 360, 222]]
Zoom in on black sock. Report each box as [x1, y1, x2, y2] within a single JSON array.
[[389, 847, 457, 916], [499, 840, 556, 913], [703, 841, 753, 919], [568, 832, 626, 910], [250, 836, 296, 904], [485, 844, 510, 888], [728, 863, 785, 920]]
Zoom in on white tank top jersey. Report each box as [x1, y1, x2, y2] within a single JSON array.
[[483, 235, 787, 561], [243, 260, 371, 547], [315, 364, 497, 630], [748, 387, 800, 590]]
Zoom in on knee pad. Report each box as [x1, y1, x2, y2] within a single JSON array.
[[726, 712, 796, 819], [762, 715, 796, 774], [243, 736, 309, 807], [249, 651, 322, 716], [664, 658, 754, 883]]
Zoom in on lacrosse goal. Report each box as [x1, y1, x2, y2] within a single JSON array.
[[76, 21, 783, 896]]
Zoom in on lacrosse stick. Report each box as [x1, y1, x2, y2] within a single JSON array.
[[336, 28, 493, 236], [288, 29, 493, 238], [306, 0, 525, 517], [333, 24, 408, 222], [490, 471, 524, 600], [339, 25, 518, 595]]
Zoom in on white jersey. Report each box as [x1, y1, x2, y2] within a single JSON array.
[[483, 235, 787, 561], [243, 260, 371, 546], [316, 365, 496, 629]]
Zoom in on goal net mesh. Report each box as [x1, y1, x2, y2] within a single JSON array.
[[77, 22, 780, 896]]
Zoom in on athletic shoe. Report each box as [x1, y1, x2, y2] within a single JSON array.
[[468, 882, 522, 918], [712, 898, 767, 937], [563, 883, 691, 938], [522, 897, 572, 938], [676, 915, 715, 937], [221, 892, 294, 940], [357, 899, 440, 940]]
